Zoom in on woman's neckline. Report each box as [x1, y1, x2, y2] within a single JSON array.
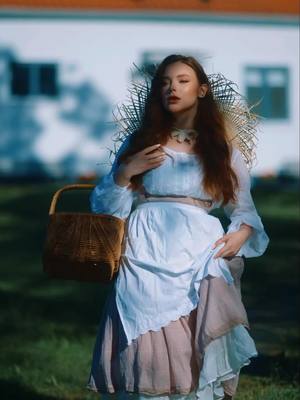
[[161, 145, 197, 156]]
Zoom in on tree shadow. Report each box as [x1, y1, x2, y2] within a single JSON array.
[[0, 183, 114, 337], [0, 379, 61, 400], [243, 353, 300, 384]]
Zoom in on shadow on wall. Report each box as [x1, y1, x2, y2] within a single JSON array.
[[0, 46, 113, 183]]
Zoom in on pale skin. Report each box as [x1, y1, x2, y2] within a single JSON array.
[[115, 61, 253, 259]]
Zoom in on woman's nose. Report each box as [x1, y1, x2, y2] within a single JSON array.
[[167, 83, 176, 93]]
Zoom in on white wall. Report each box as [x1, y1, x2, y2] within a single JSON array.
[[0, 14, 299, 175]]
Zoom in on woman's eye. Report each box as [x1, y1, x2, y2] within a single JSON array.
[[161, 80, 188, 87]]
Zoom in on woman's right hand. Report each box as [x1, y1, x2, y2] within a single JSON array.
[[114, 144, 166, 187]]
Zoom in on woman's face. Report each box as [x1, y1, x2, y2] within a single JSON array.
[[160, 61, 208, 114]]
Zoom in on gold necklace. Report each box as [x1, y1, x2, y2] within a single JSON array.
[[170, 128, 199, 144]]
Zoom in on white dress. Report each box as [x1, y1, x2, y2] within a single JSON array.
[[87, 138, 270, 399]]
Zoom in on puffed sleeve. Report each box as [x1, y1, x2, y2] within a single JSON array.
[[90, 136, 134, 220], [223, 147, 270, 258]]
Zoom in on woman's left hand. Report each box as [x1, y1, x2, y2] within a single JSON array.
[[212, 224, 253, 259]]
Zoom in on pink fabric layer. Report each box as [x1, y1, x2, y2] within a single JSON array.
[[87, 256, 250, 397]]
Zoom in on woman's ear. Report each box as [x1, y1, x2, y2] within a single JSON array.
[[198, 83, 209, 98]]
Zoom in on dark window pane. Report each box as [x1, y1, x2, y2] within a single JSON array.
[[269, 86, 287, 118], [10, 62, 30, 96], [246, 86, 265, 116], [40, 64, 58, 96]]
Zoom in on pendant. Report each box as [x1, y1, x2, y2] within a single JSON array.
[[170, 128, 199, 144]]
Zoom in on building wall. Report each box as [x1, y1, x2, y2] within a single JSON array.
[[0, 11, 299, 178]]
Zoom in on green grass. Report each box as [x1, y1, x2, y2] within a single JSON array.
[[0, 183, 299, 399]]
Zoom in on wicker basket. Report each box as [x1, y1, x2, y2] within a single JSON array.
[[42, 184, 125, 283]]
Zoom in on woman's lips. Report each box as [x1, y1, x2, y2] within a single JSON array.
[[168, 97, 180, 102]]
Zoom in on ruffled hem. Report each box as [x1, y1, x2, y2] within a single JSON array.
[[196, 324, 258, 400], [85, 383, 196, 397], [117, 250, 234, 346], [226, 216, 270, 258], [86, 324, 257, 400], [86, 259, 251, 397], [116, 287, 199, 347], [90, 173, 133, 219]]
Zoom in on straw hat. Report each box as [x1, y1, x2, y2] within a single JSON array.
[[111, 63, 260, 170]]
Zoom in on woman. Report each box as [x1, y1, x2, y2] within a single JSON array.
[[86, 54, 270, 400]]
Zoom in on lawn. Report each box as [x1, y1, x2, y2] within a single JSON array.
[[0, 183, 299, 399]]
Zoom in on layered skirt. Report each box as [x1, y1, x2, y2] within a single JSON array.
[[86, 202, 258, 399]]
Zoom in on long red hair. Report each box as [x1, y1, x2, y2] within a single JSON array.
[[118, 54, 239, 206]]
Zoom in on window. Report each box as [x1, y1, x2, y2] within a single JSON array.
[[10, 62, 58, 97], [245, 66, 289, 120]]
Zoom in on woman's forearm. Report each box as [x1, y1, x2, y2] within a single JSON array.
[[114, 165, 132, 187], [239, 223, 253, 239]]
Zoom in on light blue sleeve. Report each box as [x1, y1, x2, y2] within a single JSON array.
[[90, 137, 134, 220], [223, 148, 270, 258]]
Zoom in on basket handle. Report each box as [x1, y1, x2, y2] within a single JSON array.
[[49, 183, 96, 215]]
